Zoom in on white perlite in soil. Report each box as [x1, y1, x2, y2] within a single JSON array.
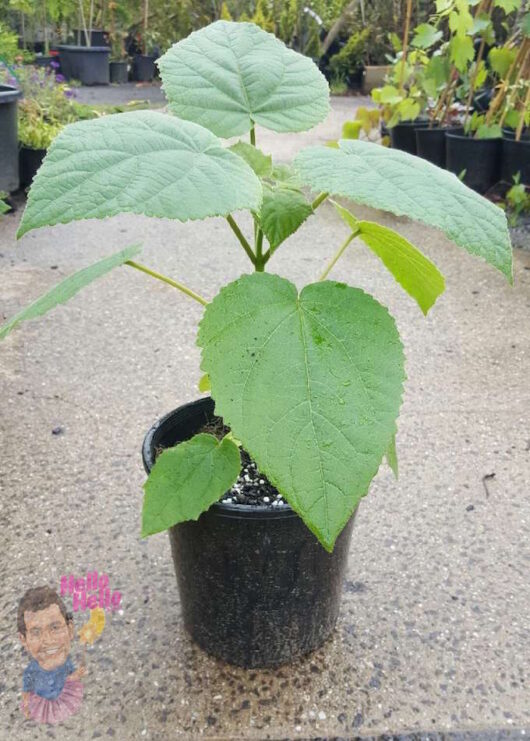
[[221, 450, 288, 507]]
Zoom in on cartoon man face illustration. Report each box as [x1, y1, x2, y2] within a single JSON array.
[[19, 602, 74, 671], [18, 586, 84, 724]]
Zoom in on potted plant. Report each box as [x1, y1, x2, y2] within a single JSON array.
[[371, 0, 433, 155], [2, 64, 71, 186], [361, 16, 398, 93], [18, 108, 60, 187], [132, 31, 158, 82], [2, 21, 513, 668], [0, 76, 21, 192], [443, 0, 525, 192], [494, 30, 530, 185], [59, 0, 110, 85], [108, 0, 130, 84]]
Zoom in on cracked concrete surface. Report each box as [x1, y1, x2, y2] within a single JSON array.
[[0, 94, 529, 740]]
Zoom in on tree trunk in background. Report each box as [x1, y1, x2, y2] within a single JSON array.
[[321, 0, 360, 56]]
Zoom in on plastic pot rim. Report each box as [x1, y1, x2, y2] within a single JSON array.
[[445, 130, 502, 142], [142, 399, 300, 522], [58, 45, 110, 53], [0, 85, 21, 104]]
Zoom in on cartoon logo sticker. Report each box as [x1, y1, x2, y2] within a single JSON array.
[[18, 579, 110, 725]]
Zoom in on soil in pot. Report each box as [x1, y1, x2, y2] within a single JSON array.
[[501, 133, 530, 185], [446, 129, 501, 194], [19, 146, 46, 188], [132, 54, 156, 82], [110, 60, 128, 84], [143, 397, 356, 668], [390, 119, 429, 156], [59, 45, 110, 85], [0, 85, 21, 192]]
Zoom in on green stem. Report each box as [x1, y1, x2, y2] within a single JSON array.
[[226, 215, 256, 265], [250, 124, 256, 146], [255, 229, 264, 272], [311, 192, 329, 211], [125, 261, 208, 306], [318, 231, 358, 281], [261, 246, 272, 265]]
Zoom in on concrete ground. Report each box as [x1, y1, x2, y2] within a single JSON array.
[[1, 95, 529, 740], [73, 80, 167, 107]]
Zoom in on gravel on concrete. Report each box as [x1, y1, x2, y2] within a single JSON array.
[[1, 96, 529, 741]]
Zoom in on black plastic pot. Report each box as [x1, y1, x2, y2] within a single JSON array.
[[110, 60, 128, 84], [415, 125, 461, 168], [390, 119, 429, 155], [73, 29, 109, 47], [142, 397, 356, 668], [0, 85, 21, 192], [132, 54, 156, 82], [19, 146, 46, 188], [501, 130, 530, 185], [446, 129, 501, 194], [58, 45, 110, 85]]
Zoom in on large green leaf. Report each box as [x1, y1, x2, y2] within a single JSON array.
[[294, 140, 512, 282], [450, 35, 474, 70], [158, 21, 330, 138], [142, 433, 241, 536], [257, 184, 313, 251], [198, 273, 405, 551], [411, 23, 443, 49], [332, 202, 445, 314], [17, 111, 262, 238], [0, 244, 141, 340]]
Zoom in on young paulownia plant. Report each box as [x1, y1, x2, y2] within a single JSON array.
[[1, 21, 512, 552]]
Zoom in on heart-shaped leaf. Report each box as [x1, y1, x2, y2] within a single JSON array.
[[18, 111, 262, 238], [198, 273, 405, 551], [0, 244, 141, 340], [142, 433, 240, 536], [158, 21, 330, 138], [294, 139, 512, 282]]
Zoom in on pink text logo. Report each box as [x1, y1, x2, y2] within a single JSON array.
[[59, 571, 122, 612]]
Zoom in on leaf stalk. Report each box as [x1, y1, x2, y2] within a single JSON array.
[[125, 261, 208, 306], [318, 230, 358, 281], [226, 215, 256, 265]]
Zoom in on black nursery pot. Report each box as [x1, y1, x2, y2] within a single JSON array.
[[58, 45, 110, 85], [110, 60, 128, 84], [142, 397, 356, 668], [390, 119, 429, 155], [501, 133, 530, 186], [0, 85, 21, 192], [73, 29, 109, 47], [132, 54, 156, 82], [415, 125, 460, 168], [446, 129, 501, 194], [19, 146, 46, 188]]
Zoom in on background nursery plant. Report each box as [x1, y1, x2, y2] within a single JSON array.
[[1, 19, 513, 551]]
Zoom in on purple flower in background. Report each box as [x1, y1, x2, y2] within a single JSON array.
[[64, 89, 75, 99], [50, 60, 60, 69], [55, 73, 66, 83]]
